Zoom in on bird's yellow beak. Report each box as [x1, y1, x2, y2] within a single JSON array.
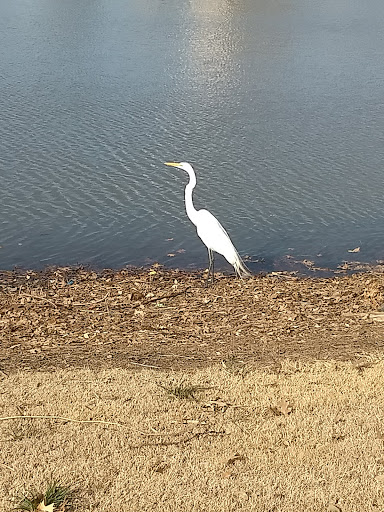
[[164, 162, 181, 168]]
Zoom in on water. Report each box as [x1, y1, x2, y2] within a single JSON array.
[[1, 0, 384, 272]]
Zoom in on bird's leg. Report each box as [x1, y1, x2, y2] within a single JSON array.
[[211, 252, 215, 284], [205, 249, 213, 287]]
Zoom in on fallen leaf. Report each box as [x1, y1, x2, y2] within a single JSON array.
[[203, 400, 231, 412], [272, 399, 293, 416], [237, 491, 249, 501], [153, 462, 169, 473], [348, 247, 360, 253], [327, 501, 342, 512], [176, 249, 186, 253], [130, 291, 144, 300], [355, 362, 374, 373], [167, 253, 175, 257], [226, 453, 246, 465], [37, 502, 54, 512]]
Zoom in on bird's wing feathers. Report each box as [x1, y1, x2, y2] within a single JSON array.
[[195, 210, 239, 264], [195, 209, 251, 277]]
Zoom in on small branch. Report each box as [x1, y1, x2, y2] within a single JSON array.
[[19, 294, 58, 309], [156, 354, 197, 360], [138, 429, 227, 447], [0, 462, 14, 470], [139, 430, 186, 437], [143, 286, 192, 305], [128, 361, 162, 369], [0, 415, 124, 427], [72, 292, 111, 307]]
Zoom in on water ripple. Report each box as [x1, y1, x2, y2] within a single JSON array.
[[1, 0, 384, 269]]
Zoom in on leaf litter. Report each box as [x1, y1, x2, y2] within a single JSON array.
[[1, 265, 384, 373]]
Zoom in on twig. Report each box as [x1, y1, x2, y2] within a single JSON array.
[[231, 420, 252, 435], [72, 292, 111, 307], [156, 354, 197, 360], [128, 361, 162, 369], [139, 429, 226, 439], [19, 294, 58, 309], [139, 430, 186, 437], [143, 286, 192, 305], [0, 462, 14, 470], [0, 415, 124, 426]]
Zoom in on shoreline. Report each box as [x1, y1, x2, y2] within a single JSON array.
[[1, 252, 384, 280], [0, 258, 384, 280]]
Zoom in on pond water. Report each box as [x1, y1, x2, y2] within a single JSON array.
[[1, 0, 384, 272]]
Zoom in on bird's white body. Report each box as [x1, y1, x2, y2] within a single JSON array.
[[164, 161, 251, 279], [194, 209, 239, 266]]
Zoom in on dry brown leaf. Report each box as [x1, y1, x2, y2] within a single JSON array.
[[327, 501, 342, 512], [348, 247, 360, 253], [203, 400, 231, 412], [226, 453, 246, 466], [36, 502, 54, 512], [167, 253, 175, 257], [272, 399, 293, 416], [130, 291, 144, 300], [237, 491, 249, 501], [152, 462, 169, 473]]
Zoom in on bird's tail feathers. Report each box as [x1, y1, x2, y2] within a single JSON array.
[[233, 253, 252, 278]]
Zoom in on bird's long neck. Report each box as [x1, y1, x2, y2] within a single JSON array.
[[184, 167, 199, 226]]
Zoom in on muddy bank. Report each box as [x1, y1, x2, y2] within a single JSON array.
[[1, 266, 384, 373]]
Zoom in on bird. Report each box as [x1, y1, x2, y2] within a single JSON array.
[[164, 161, 252, 283]]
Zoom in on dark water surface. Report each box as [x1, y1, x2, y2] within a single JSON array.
[[1, 0, 384, 272]]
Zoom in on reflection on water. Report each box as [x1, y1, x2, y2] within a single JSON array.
[[0, 0, 384, 271], [186, 0, 240, 89]]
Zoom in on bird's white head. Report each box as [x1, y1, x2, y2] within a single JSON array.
[[164, 161, 194, 174]]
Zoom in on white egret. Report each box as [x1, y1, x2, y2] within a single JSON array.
[[164, 162, 252, 282]]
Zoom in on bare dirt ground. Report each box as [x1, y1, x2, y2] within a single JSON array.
[[1, 265, 384, 374]]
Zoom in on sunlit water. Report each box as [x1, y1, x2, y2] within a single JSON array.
[[1, 0, 384, 272]]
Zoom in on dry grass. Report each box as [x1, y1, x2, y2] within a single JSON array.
[[1, 359, 384, 511]]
